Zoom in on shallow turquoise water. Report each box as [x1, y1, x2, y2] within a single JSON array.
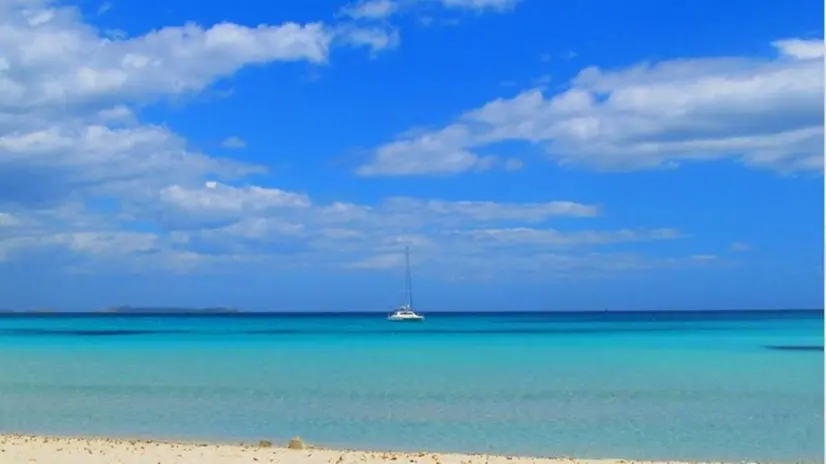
[[0, 311, 821, 462]]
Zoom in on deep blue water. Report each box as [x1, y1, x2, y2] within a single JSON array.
[[0, 310, 822, 462]]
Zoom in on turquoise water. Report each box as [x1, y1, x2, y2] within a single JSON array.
[[0, 311, 822, 462]]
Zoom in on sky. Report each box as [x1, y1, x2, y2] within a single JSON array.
[[0, 0, 823, 312]]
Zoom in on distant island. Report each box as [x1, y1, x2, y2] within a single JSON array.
[[96, 306, 241, 314], [0, 308, 57, 313]]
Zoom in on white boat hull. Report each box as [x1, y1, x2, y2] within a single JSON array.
[[387, 314, 425, 322]]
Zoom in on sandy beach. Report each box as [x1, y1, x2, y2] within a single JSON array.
[[0, 434, 738, 464]]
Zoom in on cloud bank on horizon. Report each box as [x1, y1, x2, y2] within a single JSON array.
[[0, 0, 822, 309]]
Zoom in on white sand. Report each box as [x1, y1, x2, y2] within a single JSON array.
[[0, 434, 737, 464]]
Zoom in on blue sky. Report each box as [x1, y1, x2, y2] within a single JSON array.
[[0, 0, 822, 311]]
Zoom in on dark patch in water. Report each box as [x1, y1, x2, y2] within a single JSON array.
[[765, 345, 823, 352], [0, 309, 821, 321], [0, 329, 192, 337], [245, 327, 711, 335], [0, 327, 738, 338], [0, 327, 821, 339], [243, 329, 306, 335]]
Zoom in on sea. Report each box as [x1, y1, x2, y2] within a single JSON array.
[[0, 310, 822, 463]]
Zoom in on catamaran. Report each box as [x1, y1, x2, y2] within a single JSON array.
[[387, 247, 424, 322]]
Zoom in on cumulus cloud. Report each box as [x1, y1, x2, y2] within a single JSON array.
[[0, 0, 398, 209], [0, 0, 399, 110], [356, 124, 491, 175], [137, 181, 599, 232], [111, 182, 693, 275], [157, 181, 312, 224], [0, 0, 715, 278], [358, 38, 825, 176], [0, 122, 264, 208], [0, 171, 697, 275], [0, 9, 327, 109]]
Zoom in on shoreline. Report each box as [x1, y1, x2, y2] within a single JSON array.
[[0, 434, 779, 464]]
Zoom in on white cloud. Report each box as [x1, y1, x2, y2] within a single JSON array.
[[339, 0, 520, 21], [0, 203, 156, 261], [160, 181, 311, 215], [0, 0, 716, 279], [341, 0, 400, 20], [142, 188, 691, 275], [0, 123, 264, 208], [0, 0, 400, 210], [347, 249, 712, 277], [55, 231, 161, 255], [358, 38, 825, 176], [440, 0, 519, 11], [0, 175, 698, 276], [139, 188, 599, 235], [0, 6, 331, 109], [381, 197, 598, 222], [729, 242, 751, 252], [773, 38, 825, 60], [356, 124, 492, 175], [334, 24, 401, 54], [452, 227, 683, 246], [209, 218, 306, 239], [221, 136, 246, 149], [0, 0, 396, 113]]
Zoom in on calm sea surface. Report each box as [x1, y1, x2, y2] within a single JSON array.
[[0, 311, 822, 462]]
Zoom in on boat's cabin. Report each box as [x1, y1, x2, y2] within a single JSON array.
[[393, 310, 416, 316], [387, 307, 424, 321]]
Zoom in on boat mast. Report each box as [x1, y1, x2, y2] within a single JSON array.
[[404, 246, 413, 309]]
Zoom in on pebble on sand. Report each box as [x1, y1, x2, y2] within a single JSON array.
[[289, 437, 305, 450]]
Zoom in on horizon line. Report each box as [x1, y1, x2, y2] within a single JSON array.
[[1, 308, 822, 315]]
